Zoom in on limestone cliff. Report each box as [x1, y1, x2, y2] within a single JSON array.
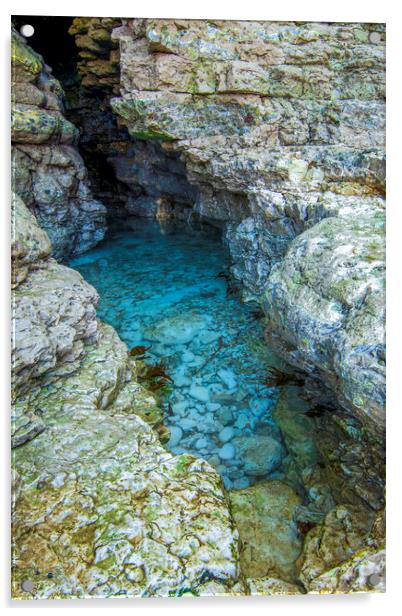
[[11, 30, 106, 259], [108, 18, 385, 446]]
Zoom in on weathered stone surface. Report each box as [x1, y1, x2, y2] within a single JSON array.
[[265, 203, 385, 437], [247, 576, 303, 595], [229, 480, 302, 582], [11, 30, 106, 259], [12, 323, 241, 598], [297, 504, 376, 585], [306, 548, 385, 594], [11, 192, 51, 288], [297, 505, 385, 593]]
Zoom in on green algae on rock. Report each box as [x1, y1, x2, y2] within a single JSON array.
[[229, 480, 302, 583]]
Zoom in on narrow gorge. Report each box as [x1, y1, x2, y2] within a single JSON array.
[[11, 17, 385, 598]]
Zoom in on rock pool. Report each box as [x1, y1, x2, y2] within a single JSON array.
[[69, 218, 287, 489]]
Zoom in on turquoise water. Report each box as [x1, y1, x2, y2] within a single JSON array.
[[69, 218, 285, 489]]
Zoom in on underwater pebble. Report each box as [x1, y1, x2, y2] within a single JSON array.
[[206, 402, 221, 412], [218, 368, 237, 389], [189, 384, 210, 403], [197, 330, 221, 345], [232, 477, 250, 490], [167, 426, 183, 448], [181, 350, 195, 363], [174, 374, 191, 387], [207, 455, 221, 468], [195, 438, 208, 450], [217, 408, 234, 425], [219, 426, 235, 443], [235, 414, 250, 430], [180, 418, 197, 431], [218, 443, 236, 461]]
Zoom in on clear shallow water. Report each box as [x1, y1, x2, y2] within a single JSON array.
[[69, 218, 286, 489]]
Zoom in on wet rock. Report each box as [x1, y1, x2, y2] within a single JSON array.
[[216, 407, 234, 425], [167, 426, 182, 447], [229, 480, 302, 581], [189, 383, 210, 402], [11, 30, 106, 259], [247, 577, 303, 595], [219, 426, 235, 443], [144, 312, 209, 345], [233, 435, 283, 476], [218, 443, 236, 461], [297, 504, 376, 588], [218, 368, 237, 389]]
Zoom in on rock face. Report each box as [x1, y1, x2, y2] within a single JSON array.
[[11, 193, 242, 598], [229, 480, 302, 582], [296, 506, 385, 593], [109, 18, 385, 453], [11, 30, 106, 259]]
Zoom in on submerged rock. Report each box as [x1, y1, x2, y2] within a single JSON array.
[[232, 435, 283, 476], [144, 312, 210, 345]]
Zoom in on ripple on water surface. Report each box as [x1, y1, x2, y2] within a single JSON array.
[[69, 218, 285, 489]]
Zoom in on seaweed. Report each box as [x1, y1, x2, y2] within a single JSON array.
[[264, 366, 305, 387], [129, 344, 151, 359]]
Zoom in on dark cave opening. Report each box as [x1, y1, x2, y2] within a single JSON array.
[[12, 15, 198, 223], [11, 16, 77, 82]]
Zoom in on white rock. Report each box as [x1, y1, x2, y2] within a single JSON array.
[[189, 384, 210, 402], [218, 443, 236, 461], [218, 368, 237, 389]]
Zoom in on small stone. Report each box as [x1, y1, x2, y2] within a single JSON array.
[[195, 437, 209, 450], [218, 368, 237, 389], [182, 350, 195, 363], [218, 443, 236, 461], [217, 408, 234, 425], [180, 418, 197, 431], [219, 426, 235, 443], [167, 426, 182, 448], [235, 414, 250, 430], [206, 402, 221, 412], [189, 384, 210, 403], [232, 477, 250, 490]]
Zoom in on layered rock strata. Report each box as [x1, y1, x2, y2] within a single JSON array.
[[66, 18, 197, 219], [11, 30, 106, 259]]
